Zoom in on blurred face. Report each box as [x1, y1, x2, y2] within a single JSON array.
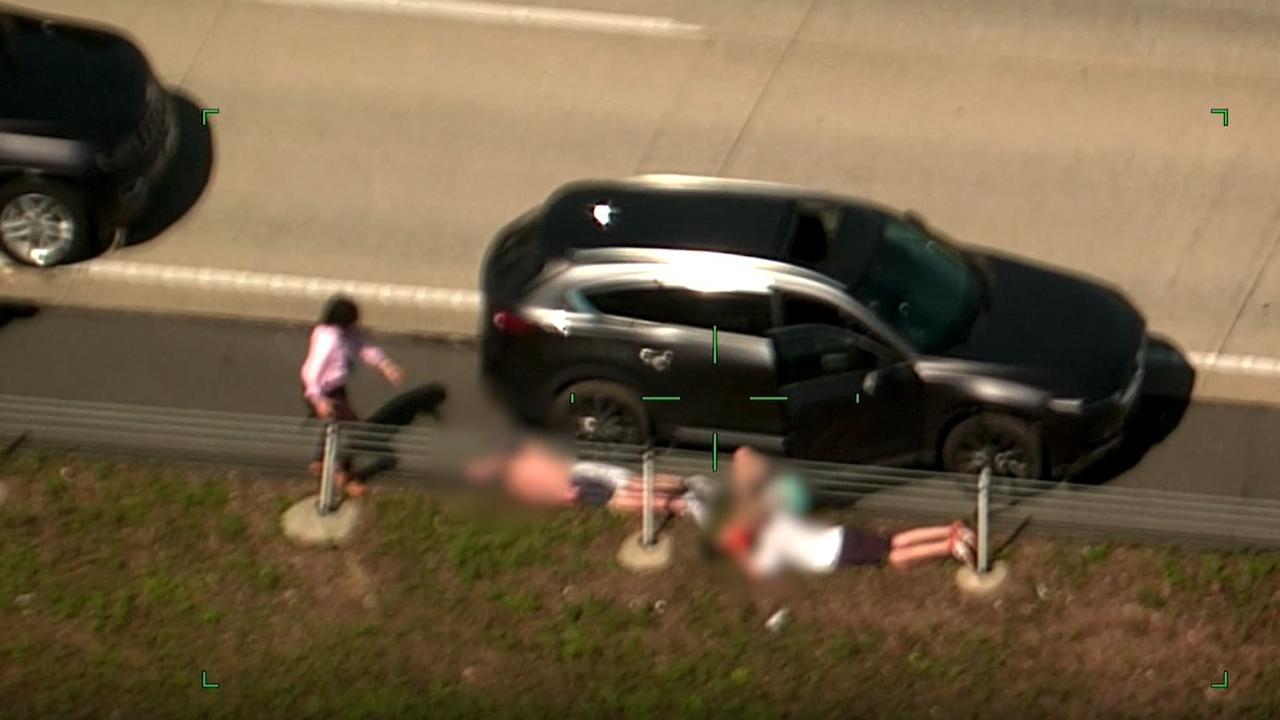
[[505, 443, 574, 506]]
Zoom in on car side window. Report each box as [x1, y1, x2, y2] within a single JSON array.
[[779, 292, 873, 335], [770, 324, 882, 386], [584, 287, 772, 336]]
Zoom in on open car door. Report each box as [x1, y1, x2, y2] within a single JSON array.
[[770, 324, 925, 465]]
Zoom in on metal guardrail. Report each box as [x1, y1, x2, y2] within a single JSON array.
[[2, 393, 1279, 549]]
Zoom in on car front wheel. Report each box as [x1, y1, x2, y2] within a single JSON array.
[[941, 412, 1045, 480], [0, 179, 92, 267], [549, 381, 650, 446]]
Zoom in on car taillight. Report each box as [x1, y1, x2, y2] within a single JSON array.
[[492, 310, 537, 336]]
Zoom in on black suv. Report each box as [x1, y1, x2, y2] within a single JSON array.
[[480, 175, 1147, 479], [0, 6, 176, 266]]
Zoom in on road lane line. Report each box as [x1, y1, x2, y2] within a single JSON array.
[[1185, 351, 1280, 377], [252, 0, 705, 38], [83, 260, 482, 311], [40, 260, 1280, 378]]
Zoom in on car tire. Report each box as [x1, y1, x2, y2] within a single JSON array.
[[941, 412, 1045, 481], [0, 178, 94, 267], [549, 381, 650, 446]]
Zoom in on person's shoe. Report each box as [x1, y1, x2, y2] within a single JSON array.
[[681, 491, 710, 529], [684, 474, 723, 505], [949, 521, 976, 548], [949, 535, 976, 570]]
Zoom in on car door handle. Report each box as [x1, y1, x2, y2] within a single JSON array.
[[639, 348, 673, 372], [862, 370, 880, 395]]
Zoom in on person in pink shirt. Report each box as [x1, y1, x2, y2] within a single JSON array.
[[300, 295, 404, 497]]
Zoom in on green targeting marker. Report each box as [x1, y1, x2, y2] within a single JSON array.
[[569, 392, 575, 404], [641, 396, 681, 402], [712, 432, 718, 472], [712, 326, 718, 365], [1210, 671, 1229, 690], [201, 108, 220, 126], [749, 396, 788, 401], [201, 671, 220, 690], [1210, 108, 1228, 127]]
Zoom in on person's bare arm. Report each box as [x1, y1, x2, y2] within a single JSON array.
[[357, 338, 403, 385]]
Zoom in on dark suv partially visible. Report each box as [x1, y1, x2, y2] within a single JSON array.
[[0, 6, 176, 266], [480, 175, 1148, 480]]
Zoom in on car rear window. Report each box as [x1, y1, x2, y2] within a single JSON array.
[[481, 215, 544, 305], [585, 287, 771, 336]]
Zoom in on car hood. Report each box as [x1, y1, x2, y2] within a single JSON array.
[[0, 11, 150, 144], [935, 250, 1146, 399]]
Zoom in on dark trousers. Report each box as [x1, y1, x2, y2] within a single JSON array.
[[306, 386, 357, 470]]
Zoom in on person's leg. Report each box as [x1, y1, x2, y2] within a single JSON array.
[[325, 388, 363, 495], [890, 525, 952, 548], [887, 540, 954, 569], [308, 387, 355, 473], [888, 522, 976, 569], [609, 472, 692, 508]]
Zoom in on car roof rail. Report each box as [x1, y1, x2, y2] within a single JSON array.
[[567, 246, 843, 288]]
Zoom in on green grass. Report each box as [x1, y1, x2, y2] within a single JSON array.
[[1, 453, 1279, 719]]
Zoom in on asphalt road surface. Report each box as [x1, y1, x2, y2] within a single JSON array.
[[2, 0, 1280, 405], [2, 305, 1277, 501]]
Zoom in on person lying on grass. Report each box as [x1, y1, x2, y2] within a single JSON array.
[[717, 447, 977, 579], [462, 428, 714, 526]]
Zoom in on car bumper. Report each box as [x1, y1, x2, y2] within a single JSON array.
[[1046, 394, 1139, 478], [96, 98, 179, 245], [118, 100, 179, 221]]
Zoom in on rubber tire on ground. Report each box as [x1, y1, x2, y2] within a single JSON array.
[[549, 380, 650, 445], [0, 178, 94, 267], [941, 412, 1045, 480]]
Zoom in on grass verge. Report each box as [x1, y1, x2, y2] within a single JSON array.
[[1, 452, 1278, 719]]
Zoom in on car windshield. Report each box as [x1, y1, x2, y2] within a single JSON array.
[[850, 218, 980, 353]]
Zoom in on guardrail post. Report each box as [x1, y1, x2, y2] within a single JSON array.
[[955, 464, 1009, 596], [977, 466, 991, 573], [617, 445, 672, 572], [641, 447, 655, 547], [317, 422, 340, 515]]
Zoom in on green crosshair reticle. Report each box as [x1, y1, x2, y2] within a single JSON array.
[[631, 325, 801, 471]]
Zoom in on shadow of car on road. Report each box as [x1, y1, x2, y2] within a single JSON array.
[[1068, 334, 1196, 486], [0, 302, 38, 331], [123, 90, 216, 249]]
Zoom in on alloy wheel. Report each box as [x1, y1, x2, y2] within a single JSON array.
[[0, 193, 78, 266], [569, 394, 643, 445]]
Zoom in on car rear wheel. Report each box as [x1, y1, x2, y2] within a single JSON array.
[[549, 381, 650, 446], [942, 413, 1045, 480], [0, 179, 92, 267]]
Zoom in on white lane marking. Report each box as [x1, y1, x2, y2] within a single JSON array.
[[83, 260, 481, 311], [43, 260, 1280, 377], [253, 0, 705, 38], [1185, 351, 1280, 377]]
